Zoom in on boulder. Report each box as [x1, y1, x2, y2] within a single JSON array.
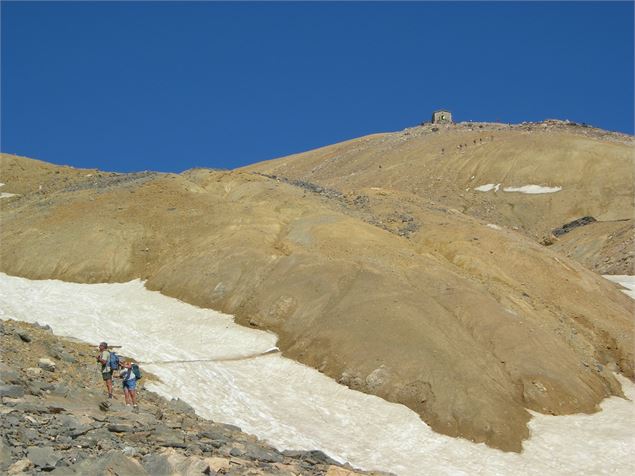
[[15, 331, 31, 343], [25, 367, 43, 378], [168, 398, 196, 415], [141, 453, 173, 475], [0, 438, 12, 471], [107, 423, 135, 433], [0, 385, 25, 398], [56, 450, 148, 476], [282, 449, 338, 465], [204, 457, 231, 473], [7, 459, 32, 475], [37, 358, 56, 372], [27, 446, 60, 470], [0, 364, 22, 384], [326, 467, 365, 476], [241, 443, 283, 463]]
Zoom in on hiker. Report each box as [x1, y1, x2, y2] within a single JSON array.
[[119, 361, 138, 408], [96, 342, 114, 398]]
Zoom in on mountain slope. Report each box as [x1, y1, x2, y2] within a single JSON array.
[[0, 152, 633, 453], [242, 120, 634, 272]]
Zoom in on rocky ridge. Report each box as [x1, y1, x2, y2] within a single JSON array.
[[0, 320, 388, 476]]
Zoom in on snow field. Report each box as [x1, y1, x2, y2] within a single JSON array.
[[603, 275, 635, 299], [474, 184, 562, 194], [0, 273, 633, 476]]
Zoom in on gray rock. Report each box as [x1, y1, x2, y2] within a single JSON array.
[[38, 358, 56, 372], [18, 427, 39, 443], [51, 383, 70, 397], [107, 423, 135, 433], [56, 414, 82, 430], [16, 331, 32, 343], [27, 445, 60, 469], [7, 459, 32, 475], [69, 425, 92, 438], [122, 446, 137, 457], [198, 431, 229, 448], [151, 428, 186, 448], [242, 443, 283, 463], [0, 438, 12, 471], [55, 435, 73, 446], [48, 345, 76, 363], [141, 454, 173, 475], [168, 398, 196, 415], [3, 415, 20, 427], [0, 384, 25, 398], [34, 322, 52, 331], [0, 364, 22, 384], [282, 449, 338, 465], [25, 367, 43, 378], [75, 428, 112, 448], [56, 450, 149, 476]]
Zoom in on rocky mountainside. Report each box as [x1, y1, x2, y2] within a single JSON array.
[[0, 320, 385, 476], [242, 119, 634, 274], [0, 129, 633, 454]]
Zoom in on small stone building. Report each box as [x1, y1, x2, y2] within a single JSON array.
[[431, 110, 453, 124]]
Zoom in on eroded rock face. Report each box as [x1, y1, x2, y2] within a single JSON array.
[[1, 152, 633, 452]]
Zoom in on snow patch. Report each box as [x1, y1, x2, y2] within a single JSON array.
[[603, 275, 635, 300], [475, 184, 561, 194], [503, 185, 562, 194], [0, 273, 634, 476], [486, 224, 502, 230], [0, 192, 18, 198], [475, 183, 501, 192]]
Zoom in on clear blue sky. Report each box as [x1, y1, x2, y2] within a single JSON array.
[[2, 1, 633, 173]]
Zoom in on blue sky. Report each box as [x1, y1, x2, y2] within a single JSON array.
[[2, 1, 633, 173]]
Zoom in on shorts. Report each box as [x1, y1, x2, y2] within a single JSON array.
[[123, 379, 137, 391], [102, 371, 113, 381]]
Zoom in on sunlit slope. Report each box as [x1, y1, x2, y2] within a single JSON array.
[[550, 219, 634, 275], [242, 121, 634, 244], [1, 153, 633, 453]]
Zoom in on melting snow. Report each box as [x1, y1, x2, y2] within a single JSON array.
[[486, 224, 502, 230], [603, 275, 635, 300], [503, 185, 562, 194], [0, 192, 18, 198], [475, 183, 500, 192], [0, 273, 634, 476], [475, 184, 561, 194]]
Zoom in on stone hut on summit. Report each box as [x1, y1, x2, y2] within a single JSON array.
[[432, 110, 453, 124]]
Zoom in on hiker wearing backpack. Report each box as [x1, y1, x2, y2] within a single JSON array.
[[119, 361, 140, 409], [96, 342, 115, 399]]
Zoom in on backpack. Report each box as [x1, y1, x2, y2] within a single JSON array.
[[108, 351, 120, 371], [131, 363, 142, 380]]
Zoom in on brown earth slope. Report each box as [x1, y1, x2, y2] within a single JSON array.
[[0, 152, 633, 453], [242, 119, 635, 272]]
